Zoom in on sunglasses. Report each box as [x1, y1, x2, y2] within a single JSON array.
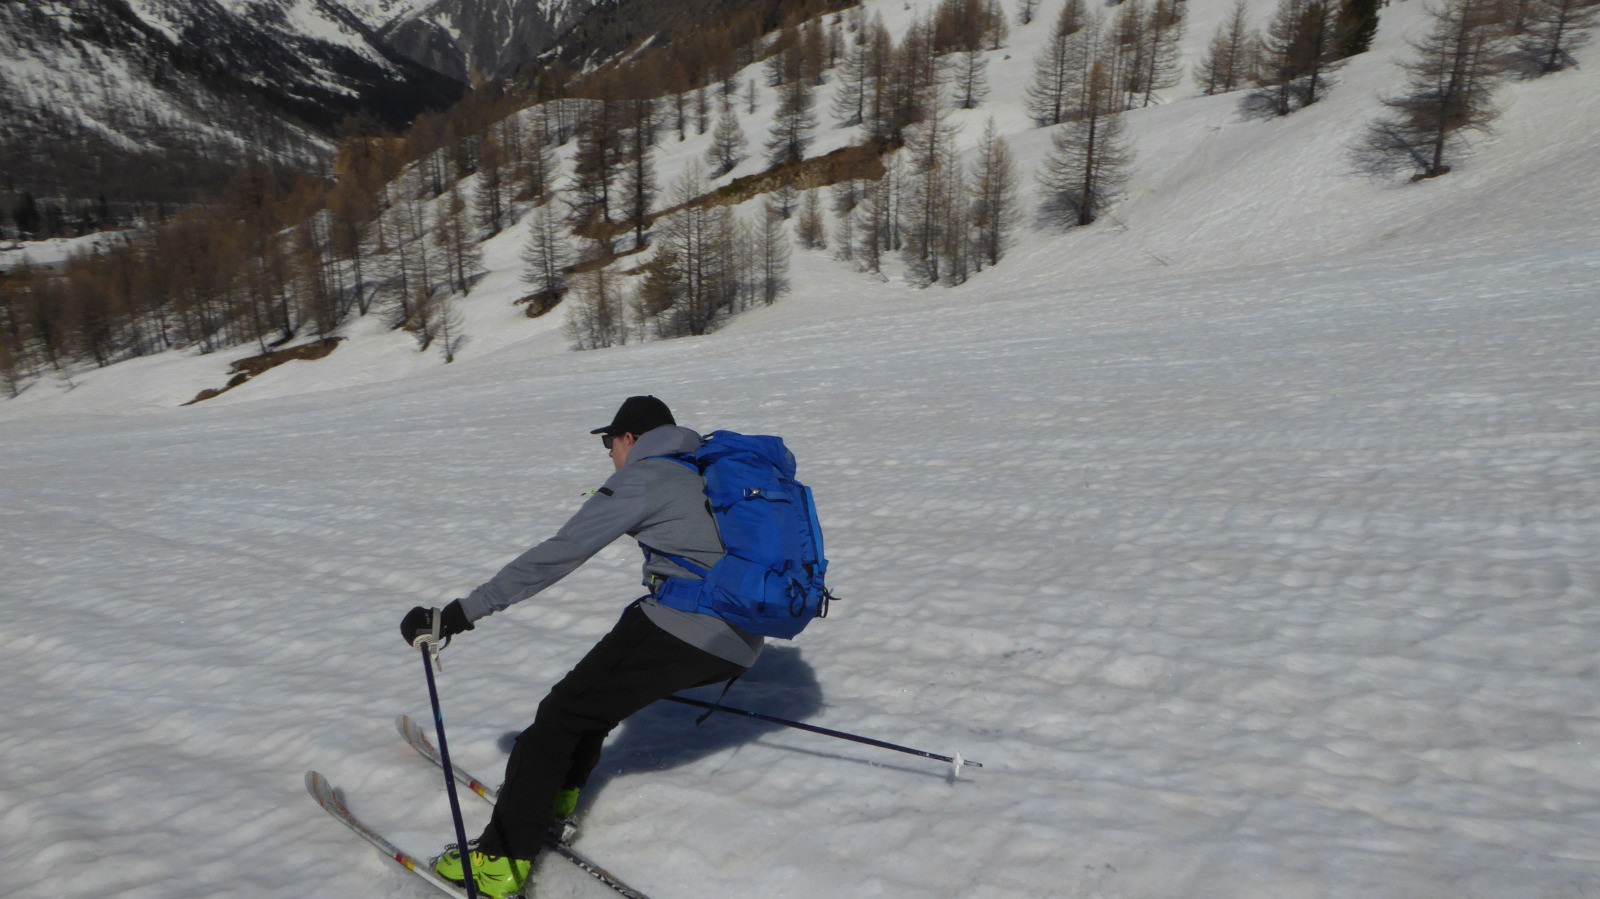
[[601, 433, 625, 450]]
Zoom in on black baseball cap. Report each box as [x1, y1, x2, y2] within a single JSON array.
[[590, 395, 675, 437]]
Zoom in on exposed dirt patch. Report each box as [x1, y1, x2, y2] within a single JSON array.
[[185, 337, 343, 405]]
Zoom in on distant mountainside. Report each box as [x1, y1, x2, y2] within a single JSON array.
[[0, 0, 464, 224], [0, 0, 832, 230], [376, 0, 590, 82]]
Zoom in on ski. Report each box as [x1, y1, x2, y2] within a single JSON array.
[[305, 769, 468, 897], [397, 715, 653, 899]]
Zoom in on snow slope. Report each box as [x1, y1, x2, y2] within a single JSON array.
[[2, 0, 1598, 897]]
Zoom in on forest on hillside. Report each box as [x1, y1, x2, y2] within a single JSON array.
[[1, 0, 1593, 398]]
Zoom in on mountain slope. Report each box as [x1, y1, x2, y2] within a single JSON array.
[[0, 0, 462, 216], [377, 0, 589, 82], [1, 1, 1598, 898]]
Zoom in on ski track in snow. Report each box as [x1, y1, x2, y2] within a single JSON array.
[[4, 0, 1600, 896]]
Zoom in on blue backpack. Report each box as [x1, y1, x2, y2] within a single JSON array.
[[645, 431, 832, 639]]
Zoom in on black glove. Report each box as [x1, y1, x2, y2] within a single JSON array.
[[400, 600, 474, 648]]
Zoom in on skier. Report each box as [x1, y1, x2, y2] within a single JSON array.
[[400, 395, 762, 898]]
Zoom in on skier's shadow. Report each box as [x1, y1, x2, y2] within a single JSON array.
[[499, 645, 822, 803]]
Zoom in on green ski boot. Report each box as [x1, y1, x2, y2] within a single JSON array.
[[549, 787, 580, 845], [433, 843, 533, 898]]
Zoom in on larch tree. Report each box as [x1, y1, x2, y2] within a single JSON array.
[[767, 76, 818, 167], [1137, 0, 1186, 107], [1513, 0, 1598, 73], [1195, 0, 1258, 95], [1039, 50, 1133, 227], [1356, 0, 1508, 179], [619, 97, 658, 250], [898, 97, 964, 286], [953, 49, 992, 109], [520, 200, 570, 308], [707, 106, 749, 176], [969, 118, 1019, 271], [1254, 0, 1343, 115], [756, 203, 792, 305], [1026, 0, 1091, 126]]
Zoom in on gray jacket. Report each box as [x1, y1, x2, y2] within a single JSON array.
[[457, 424, 762, 666]]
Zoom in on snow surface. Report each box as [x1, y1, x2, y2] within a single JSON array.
[[3, 0, 1599, 896]]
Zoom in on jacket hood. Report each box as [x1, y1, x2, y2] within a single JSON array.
[[627, 424, 704, 463]]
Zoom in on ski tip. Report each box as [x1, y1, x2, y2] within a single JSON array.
[[396, 713, 427, 746], [306, 770, 333, 803]]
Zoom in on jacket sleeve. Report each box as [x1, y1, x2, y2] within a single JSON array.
[[456, 468, 653, 622]]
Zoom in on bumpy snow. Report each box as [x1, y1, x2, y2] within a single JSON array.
[[2, 0, 1597, 896]]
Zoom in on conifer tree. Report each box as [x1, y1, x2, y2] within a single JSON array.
[[1138, 0, 1186, 107], [1338, 0, 1382, 56], [521, 200, 570, 307], [756, 203, 791, 305], [969, 118, 1019, 271], [1357, 0, 1508, 179], [767, 77, 818, 167], [438, 184, 481, 296], [707, 107, 749, 176], [565, 264, 626, 350], [476, 128, 508, 236], [1196, 0, 1258, 95], [1040, 53, 1133, 227], [620, 97, 658, 249], [954, 49, 992, 109], [899, 98, 964, 286], [1027, 0, 1091, 125], [1514, 0, 1598, 73], [795, 187, 828, 250], [569, 99, 620, 239], [1254, 0, 1342, 115]]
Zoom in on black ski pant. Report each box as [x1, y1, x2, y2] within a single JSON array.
[[476, 601, 745, 861]]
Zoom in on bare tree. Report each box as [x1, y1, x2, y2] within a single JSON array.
[[1196, 0, 1258, 95], [1138, 0, 1186, 107], [899, 98, 964, 286], [1253, 0, 1343, 115], [795, 186, 828, 250], [647, 164, 738, 337], [1356, 0, 1508, 179], [435, 293, 466, 362], [565, 265, 627, 350], [1512, 0, 1598, 73], [569, 99, 621, 241], [969, 118, 1019, 271], [437, 185, 481, 296], [767, 76, 819, 167], [521, 200, 570, 307], [619, 97, 657, 250], [707, 106, 749, 176], [1040, 54, 1133, 227], [953, 49, 992, 108], [756, 204, 791, 304], [1026, 0, 1091, 125], [476, 128, 508, 235], [519, 115, 560, 206]]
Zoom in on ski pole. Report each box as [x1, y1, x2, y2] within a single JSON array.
[[419, 642, 478, 899], [664, 694, 982, 774]]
